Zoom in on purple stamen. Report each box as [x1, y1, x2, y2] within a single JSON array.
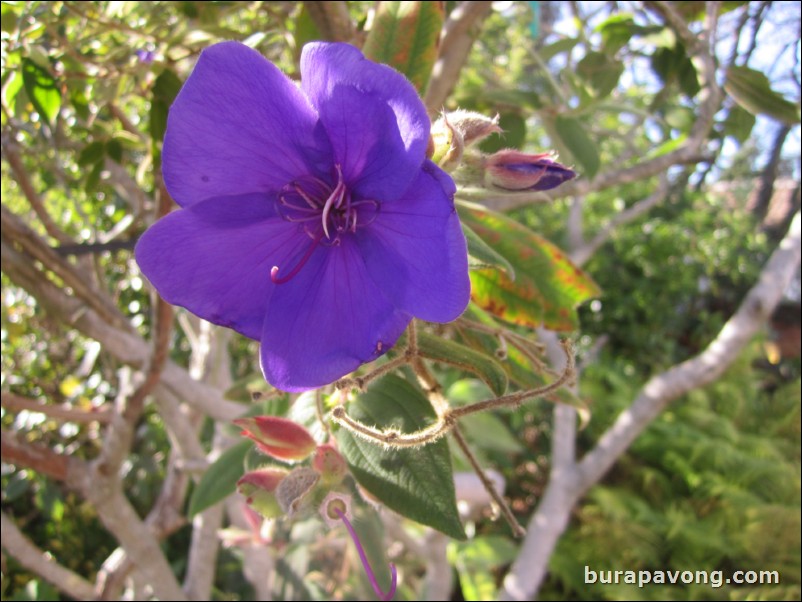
[[271, 232, 324, 284], [335, 508, 397, 601]]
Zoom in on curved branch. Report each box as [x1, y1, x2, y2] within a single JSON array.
[[1, 512, 96, 601], [501, 211, 801, 600], [575, 211, 801, 491]]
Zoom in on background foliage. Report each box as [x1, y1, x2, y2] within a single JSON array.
[[2, 1, 800, 601]]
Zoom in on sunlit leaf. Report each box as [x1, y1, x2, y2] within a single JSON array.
[[725, 65, 801, 125], [22, 58, 61, 127], [362, 1, 445, 93], [458, 203, 600, 331]]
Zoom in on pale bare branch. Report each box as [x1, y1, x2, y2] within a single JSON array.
[[424, 1, 494, 112], [1, 391, 113, 424], [500, 211, 801, 600], [303, 1, 354, 42], [1, 512, 96, 601]]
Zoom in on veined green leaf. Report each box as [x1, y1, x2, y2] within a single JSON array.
[[458, 203, 601, 331], [725, 65, 801, 125], [336, 374, 465, 539], [188, 440, 250, 517], [362, 1, 444, 93], [412, 330, 508, 396]]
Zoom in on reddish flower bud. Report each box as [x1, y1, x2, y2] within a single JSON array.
[[237, 467, 288, 518], [234, 416, 316, 461], [312, 444, 348, 485], [485, 150, 576, 191]]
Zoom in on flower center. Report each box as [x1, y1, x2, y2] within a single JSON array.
[[271, 165, 379, 284]]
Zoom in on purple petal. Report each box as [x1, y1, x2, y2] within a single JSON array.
[[300, 43, 429, 201], [260, 239, 411, 391], [357, 162, 470, 323], [135, 193, 307, 340], [316, 85, 421, 201], [163, 41, 330, 207]]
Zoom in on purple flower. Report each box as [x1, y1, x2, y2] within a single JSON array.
[[135, 42, 470, 391]]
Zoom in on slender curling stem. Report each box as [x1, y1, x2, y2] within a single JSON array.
[[335, 508, 397, 601], [333, 340, 575, 448], [451, 425, 525, 538], [331, 405, 453, 447]]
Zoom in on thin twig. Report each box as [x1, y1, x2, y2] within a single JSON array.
[[451, 425, 525, 537], [424, 1, 494, 112], [1, 392, 113, 424], [3, 140, 72, 242]]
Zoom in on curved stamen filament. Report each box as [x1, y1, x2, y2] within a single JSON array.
[[321, 165, 345, 240], [335, 508, 397, 601], [271, 232, 324, 284]]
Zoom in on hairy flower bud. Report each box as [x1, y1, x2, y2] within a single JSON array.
[[234, 416, 316, 461], [485, 150, 576, 191], [237, 467, 288, 518], [312, 444, 348, 485], [275, 466, 320, 516], [444, 110, 503, 146]]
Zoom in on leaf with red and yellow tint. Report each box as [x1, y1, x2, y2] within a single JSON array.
[[458, 202, 600, 331], [362, 1, 444, 94]]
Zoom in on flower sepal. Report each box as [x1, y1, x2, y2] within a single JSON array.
[[236, 467, 288, 518]]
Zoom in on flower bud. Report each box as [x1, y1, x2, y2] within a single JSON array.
[[275, 466, 320, 516], [312, 444, 348, 485], [429, 113, 464, 169], [444, 110, 503, 147], [237, 467, 288, 518], [234, 416, 316, 462], [485, 150, 576, 191]]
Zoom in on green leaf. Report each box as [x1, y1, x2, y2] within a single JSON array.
[[721, 103, 756, 144], [463, 221, 515, 278], [596, 13, 636, 54], [449, 535, 518, 601], [336, 375, 465, 540], [149, 68, 183, 142], [553, 116, 600, 178], [293, 4, 322, 62], [362, 1, 445, 93], [538, 37, 579, 62], [479, 112, 526, 153], [188, 439, 250, 517], [725, 65, 801, 125], [77, 141, 106, 167], [650, 43, 699, 97], [458, 203, 601, 331], [21, 58, 61, 127], [410, 330, 508, 396], [576, 51, 624, 99]]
